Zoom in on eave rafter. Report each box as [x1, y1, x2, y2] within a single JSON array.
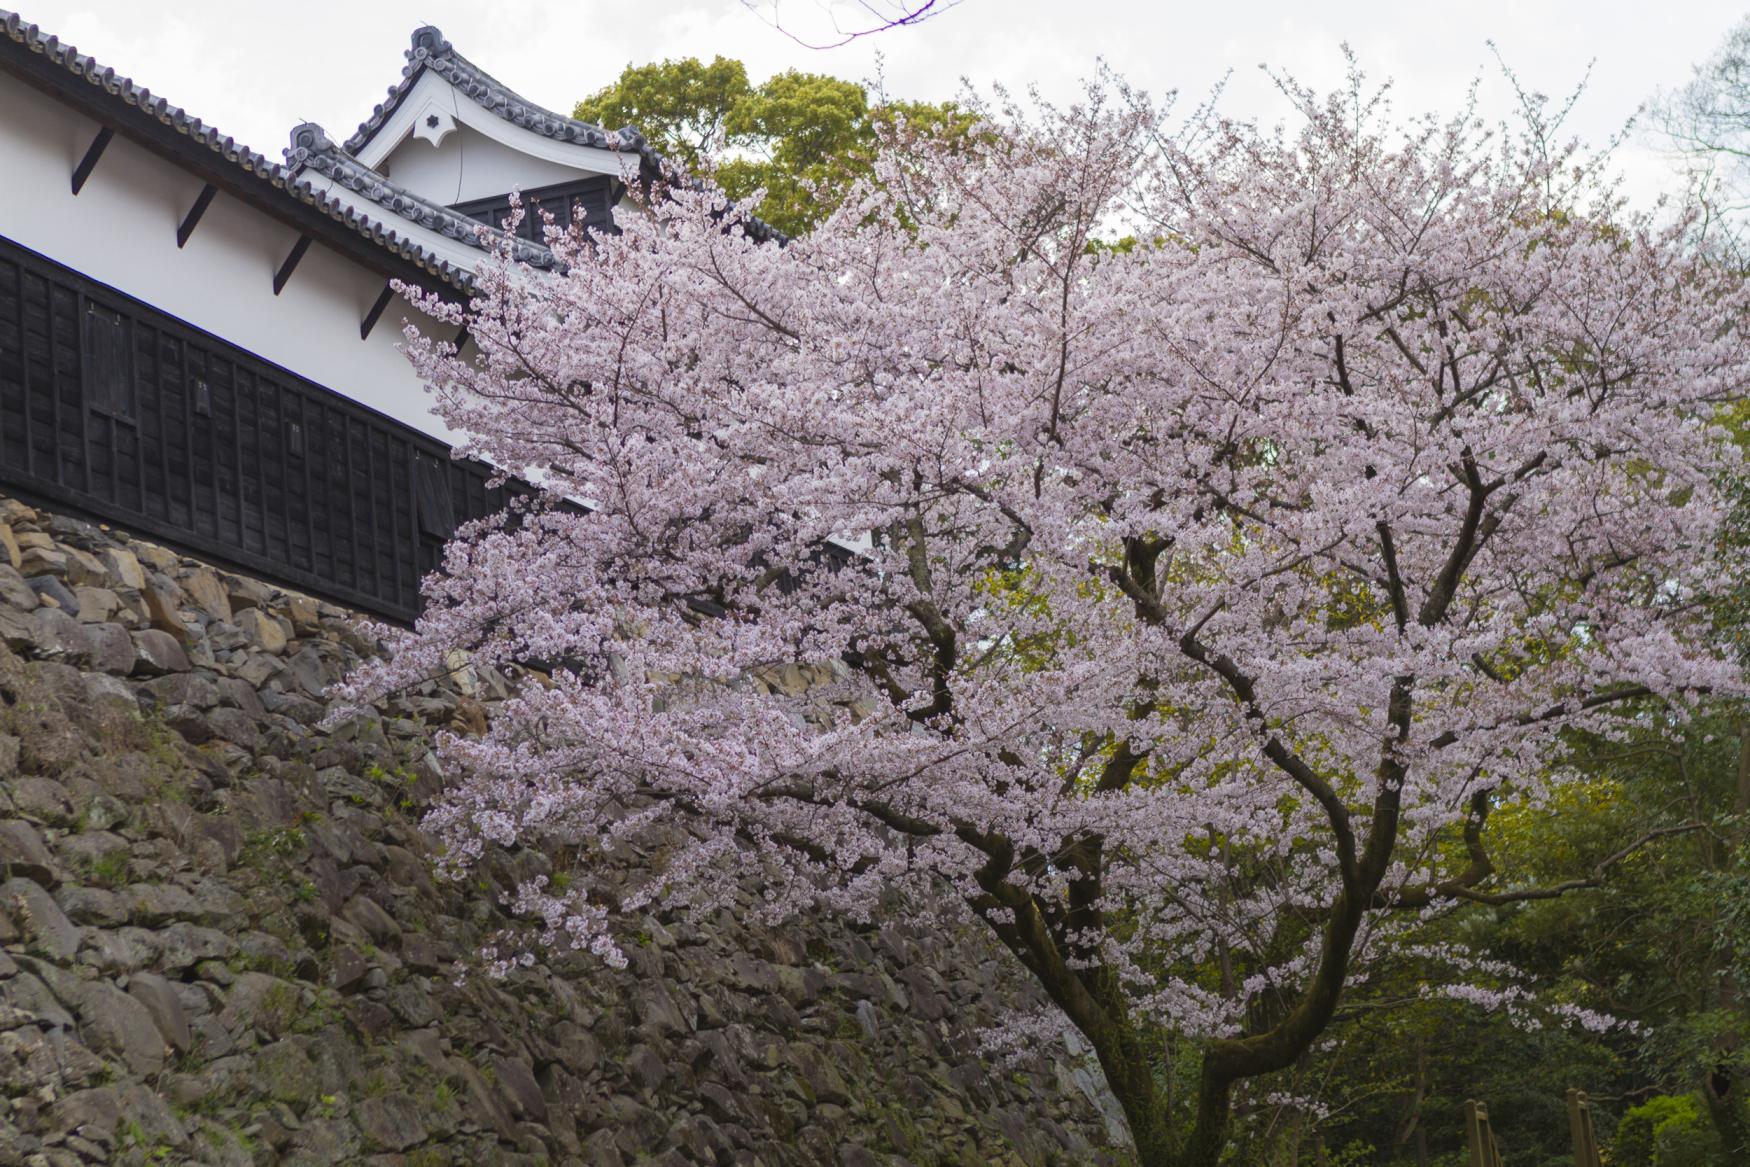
[[69, 124, 111, 194], [360, 282, 395, 341], [176, 183, 217, 247], [273, 235, 313, 295]]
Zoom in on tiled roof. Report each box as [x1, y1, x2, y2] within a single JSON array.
[[0, 8, 517, 292], [2, 8, 782, 288], [348, 25, 788, 245], [285, 123, 559, 285], [344, 26, 649, 159], [1, 9, 283, 184]]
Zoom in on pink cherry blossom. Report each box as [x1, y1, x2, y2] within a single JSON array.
[[339, 71, 1750, 1165]]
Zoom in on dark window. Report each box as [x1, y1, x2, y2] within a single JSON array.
[[83, 302, 132, 417], [451, 176, 621, 242]]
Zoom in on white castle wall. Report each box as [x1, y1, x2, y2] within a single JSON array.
[[0, 70, 462, 443]]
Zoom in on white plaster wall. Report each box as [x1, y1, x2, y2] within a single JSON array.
[[357, 68, 634, 205], [0, 71, 462, 443], [381, 123, 598, 206]]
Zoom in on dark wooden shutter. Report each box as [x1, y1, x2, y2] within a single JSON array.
[[415, 453, 455, 537], [451, 176, 620, 242], [82, 302, 132, 417]]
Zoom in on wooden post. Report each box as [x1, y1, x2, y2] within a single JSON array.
[[1464, 1099, 1505, 1167], [1567, 1088, 1601, 1167]]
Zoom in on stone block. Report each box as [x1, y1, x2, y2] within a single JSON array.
[[72, 586, 120, 624], [205, 706, 261, 748], [0, 821, 59, 886], [0, 604, 31, 651], [0, 564, 36, 610], [237, 606, 289, 654], [8, 776, 75, 826], [221, 571, 275, 613], [131, 541, 178, 572], [140, 572, 192, 643], [340, 895, 400, 946], [131, 629, 191, 675], [83, 622, 136, 676], [76, 982, 165, 1075], [126, 972, 192, 1052], [55, 886, 128, 927], [1, 876, 82, 959], [17, 543, 67, 577], [179, 566, 232, 623], [288, 645, 337, 696], [154, 922, 235, 973], [357, 1092, 427, 1151], [26, 574, 80, 615], [63, 548, 110, 588], [100, 546, 145, 590], [284, 593, 321, 633]]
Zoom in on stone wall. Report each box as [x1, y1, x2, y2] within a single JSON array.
[[0, 494, 1131, 1167]]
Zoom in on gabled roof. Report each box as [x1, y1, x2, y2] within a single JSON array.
[[284, 123, 559, 285], [2, 8, 782, 296], [345, 26, 651, 161], [0, 9, 509, 295], [348, 24, 788, 246], [0, 8, 559, 294]]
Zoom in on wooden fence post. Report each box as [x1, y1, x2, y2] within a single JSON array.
[[1464, 1099, 1505, 1167], [1567, 1088, 1602, 1167]]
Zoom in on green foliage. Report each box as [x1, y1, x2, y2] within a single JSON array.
[[240, 825, 305, 866], [574, 55, 752, 171], [85, 847, 129, 888], [576, 57, 969, 236], [1616, 1094, 1721, 1167]]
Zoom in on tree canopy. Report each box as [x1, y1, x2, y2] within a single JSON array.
[[575, 56, 967, 236], [357, 73, 1750, 1167]]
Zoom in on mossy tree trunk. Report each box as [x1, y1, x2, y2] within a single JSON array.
[[965, 786, 1397, 1167]]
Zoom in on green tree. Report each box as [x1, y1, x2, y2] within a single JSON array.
[[573, 56, 753, 171], [576, 57, 967, 236]]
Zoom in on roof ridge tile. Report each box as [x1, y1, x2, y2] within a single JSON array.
[[343, 23, 646, 160]]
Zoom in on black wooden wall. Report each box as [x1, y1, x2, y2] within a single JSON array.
[[0, 233, 516, 624], [450, 175, 621, 242]]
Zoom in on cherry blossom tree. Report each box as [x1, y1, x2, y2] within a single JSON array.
[[341, 74, 1750, 1166]]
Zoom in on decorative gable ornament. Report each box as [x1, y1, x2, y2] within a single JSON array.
[[411, 100, 458, 149]]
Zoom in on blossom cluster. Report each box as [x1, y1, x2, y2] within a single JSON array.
[[339, 75, 1749, 1061]]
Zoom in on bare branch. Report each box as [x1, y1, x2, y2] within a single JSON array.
[[738, 0, 966, 49]]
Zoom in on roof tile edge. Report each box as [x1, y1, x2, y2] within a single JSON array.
[[344, 24, 645, 159], [285, 122, 561, 278]]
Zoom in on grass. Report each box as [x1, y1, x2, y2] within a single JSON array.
[[240, 826, 305, 865], [86, 847, 129, 888]]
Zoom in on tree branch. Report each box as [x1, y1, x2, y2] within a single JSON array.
[[1381, 817, 1705, 909]]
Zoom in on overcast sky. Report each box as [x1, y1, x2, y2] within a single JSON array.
[[13, 1, 1748, 207]]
